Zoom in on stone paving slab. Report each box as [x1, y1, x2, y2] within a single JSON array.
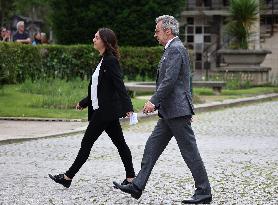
[[0, 101, 277, 204]]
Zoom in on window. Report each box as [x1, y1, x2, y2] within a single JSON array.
[[195, 43, 203, 51], [223, 0, 229, 6], [179, 26, 186, 42], [187, 17, 194, 25], [204, 0, 212, 7], [266, 0, 272, 5], [196, 0, 202, 7], [261, 16, 266, 25], [187, 26, 194, 34], [196, 53, 202, 61], [195, 26, 202, 34], [187, 35, 194, 43], [204, 26, 211, 34], [266, 16, 272, 24], [195, 62, 202, 69], [204, 61, 211, 70], [204, 35, 211, 43]]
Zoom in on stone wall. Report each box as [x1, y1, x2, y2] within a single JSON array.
[[261, 28, 278, 85]]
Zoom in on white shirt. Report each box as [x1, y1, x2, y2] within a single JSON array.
[[164, 36, 178, 50], [91, 58, 103, 110]]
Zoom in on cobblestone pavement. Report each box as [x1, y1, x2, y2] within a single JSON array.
[[0, 101, 277, 205]]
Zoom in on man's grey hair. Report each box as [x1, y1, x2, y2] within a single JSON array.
[[16, 21, 24, 30], [156, 15, 179, 36]]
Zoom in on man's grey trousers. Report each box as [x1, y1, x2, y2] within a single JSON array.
[[133, 116, 211, 192]]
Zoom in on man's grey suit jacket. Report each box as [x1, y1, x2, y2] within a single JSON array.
[[150, 37, 194, 119]]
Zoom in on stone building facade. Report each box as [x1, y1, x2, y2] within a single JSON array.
[[180, 0, 278, 83]]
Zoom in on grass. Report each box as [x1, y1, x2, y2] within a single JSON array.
[[0, 84, 86, 119], [0, 79, 146, 119], [193, 86, 278, 96], [0, 79, 277, 119], [193, 86, 278, 103]]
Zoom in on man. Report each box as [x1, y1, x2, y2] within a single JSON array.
[[13, 21, 31, 44], [113, 15, 212, 204], [41, 32, 49, 44]]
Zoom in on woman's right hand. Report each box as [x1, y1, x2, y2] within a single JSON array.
[[75, 102, 83, 111], [126, 111, 133, 117]]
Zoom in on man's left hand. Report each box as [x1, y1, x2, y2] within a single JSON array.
[[143, 101, 155, 114]]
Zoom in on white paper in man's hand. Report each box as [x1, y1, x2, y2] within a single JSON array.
[[129, 113, 138, 125]]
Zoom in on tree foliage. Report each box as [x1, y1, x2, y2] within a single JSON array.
[[49, 0, 184, 46], [225, 0, 259, 49]]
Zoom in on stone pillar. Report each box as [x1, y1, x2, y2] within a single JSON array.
[[249, 0, 261, 50]]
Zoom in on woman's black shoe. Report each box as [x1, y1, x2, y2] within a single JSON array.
[[48, 174, 72, 188]]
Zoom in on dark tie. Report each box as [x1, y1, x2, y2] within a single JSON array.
[[155, 68, 160, 85], [156, 49, 165, 83]]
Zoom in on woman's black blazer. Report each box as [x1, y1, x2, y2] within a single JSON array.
[[79, 52, 133, 121]]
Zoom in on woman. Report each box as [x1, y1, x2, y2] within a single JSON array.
[[32, 32, 41, 45], [49, 28, 135, 188], [0, 27, 11, 42]]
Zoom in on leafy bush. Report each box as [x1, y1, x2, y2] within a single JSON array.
[[0, 42, 165, 84], [225, 79, 252, 89], [225, 0, 259, 49]]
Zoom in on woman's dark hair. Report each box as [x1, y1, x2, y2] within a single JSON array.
[[33, 32, 40, 40], [98, 28, 120, 59]]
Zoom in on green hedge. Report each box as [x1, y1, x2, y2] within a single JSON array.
[[0, 42, 164, 84]]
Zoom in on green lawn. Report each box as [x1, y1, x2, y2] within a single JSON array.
[[193, 86, 278, 96], [0, 81, 146, 119], [0, 80, 277, 119], [194, 86, 278, 103]]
